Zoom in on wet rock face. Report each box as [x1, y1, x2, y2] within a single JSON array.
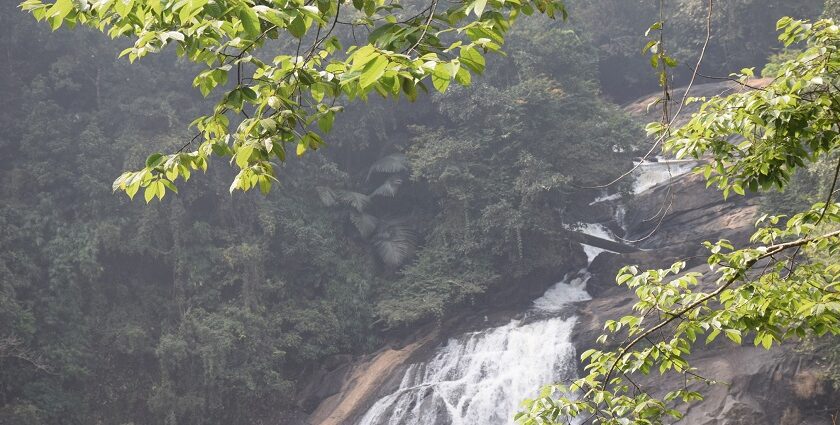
[[571, 167, 839, 424], [298, 356, 357, 413], [299, 171, 834, 425], [299, 82, 837, 425], [624, 172, 760, 252]]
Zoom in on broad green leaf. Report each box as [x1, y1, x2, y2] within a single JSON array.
[[431, 63, 451, 92], [146, 153, 164, 168], [47, 0, 74, 29], [472, 0, 487, 17], [144, 183, 156, 203], [460, 47, 485, 74], [360, 55, 388, 89], [235, 146, 254, 168], [149, 0, 162, 14], [318, 112, 334, 133], [288, 15, 306, 38], [239, 6, 261, 39]]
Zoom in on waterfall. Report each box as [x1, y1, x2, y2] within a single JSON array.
[[575, 224, 616, 263], [356, 271, 592, 425], [631, 157, 698, 194], [532, 271, 591, 313], [354, 147, 693, 425]]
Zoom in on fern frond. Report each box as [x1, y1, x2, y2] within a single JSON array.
[[351, 213, 379, 238]]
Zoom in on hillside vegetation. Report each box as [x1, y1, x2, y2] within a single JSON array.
[[0, 1, 826, 424]]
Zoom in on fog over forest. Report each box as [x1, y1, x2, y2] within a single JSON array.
[[1, 1, 839, 424]]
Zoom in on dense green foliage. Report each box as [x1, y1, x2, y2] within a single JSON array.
[[518, 17, 840, 424], [2, 1, 831, 424], [376, 25, 640, 324], [0, 8, 380, 423], [0, 3, 637, 423], [20, 0, 567, 198]]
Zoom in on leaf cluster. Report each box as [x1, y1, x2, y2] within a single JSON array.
[[519, 17, 840, 424], [20, 0, 567, 198]]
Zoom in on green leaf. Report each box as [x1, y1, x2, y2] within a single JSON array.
[[431, 63, 451, 93], [112, 0, 131, 17], [760, 334, 773, 350], [360, 55, 388, 89], [258, 177, 269, 194], [235, 145, 254, 168], [179, 0, 207, 23], [155, 180, 166, 200], [238, 6, 261, 39], [146, 153, 165, 168], [472, 0, 487, 17], [724, 329, 742, 344], [227, 88, 245, 110], [161, 179, 179, 194], [144, 183, 156, 203], [368, 23, 397, 46], [149, 0, 162, 14], [311, 83, 326, 102], [288, 15, 306, 38], [459, 47, 485, 74], [705, 329, 720, 344], [455, 67, 471, 86], [241, 86, 258, 102], [318, 112, 334, 133], [47, 0, 74, 29], [126, 182, 140, 200]]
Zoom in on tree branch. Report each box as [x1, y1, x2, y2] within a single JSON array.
[[601, 227, 840, 391]]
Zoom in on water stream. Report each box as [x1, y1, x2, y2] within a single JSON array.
[[631, 157, 697, 194], [357, 185, 647, 424], [356, 270, 594, 425]]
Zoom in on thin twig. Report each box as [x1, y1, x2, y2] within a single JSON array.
[[787, 154, 840, 274], [586, 0, 714, 189], [405, 0, 437, 54]]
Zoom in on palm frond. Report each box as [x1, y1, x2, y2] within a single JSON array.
[[367, 154, 408, 180], [351, 213, 379, 238], [338, 190, 370, 212], [316, 186, 338, 207], [370, 175, 403, 198], [372, 219, 417, 268]]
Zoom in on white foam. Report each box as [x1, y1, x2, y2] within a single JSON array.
[[358, 273, 593, 425], [632, 159, 697, 194], [532, 271, 593, 313]]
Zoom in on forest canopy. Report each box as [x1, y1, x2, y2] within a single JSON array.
[[2, 1, 839, 425]]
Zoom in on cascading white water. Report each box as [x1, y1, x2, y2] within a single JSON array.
[[575, 224, 617, 263], [532, 271, 592, 313], [631, 158, 698, 194], [356, 272, 593, 425], [351, 157, 688, 425]]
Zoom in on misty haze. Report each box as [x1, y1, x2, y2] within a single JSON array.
[[1, 1, 839, 424]]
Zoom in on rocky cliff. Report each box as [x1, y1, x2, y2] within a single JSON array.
[[572, 80, 839, 424], [576, 170, 839, 424], [289, 82, 840, 425]]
